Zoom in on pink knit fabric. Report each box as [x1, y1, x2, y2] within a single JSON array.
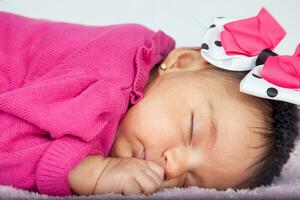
[[0, 12, 175, 196]]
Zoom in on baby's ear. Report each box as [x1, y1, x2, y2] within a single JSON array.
[[159, 47, 209, 76]]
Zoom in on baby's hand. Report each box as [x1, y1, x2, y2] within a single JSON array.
[[94, 157, 165, 195]]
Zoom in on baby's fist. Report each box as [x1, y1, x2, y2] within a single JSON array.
[[94, 157, 165, 195]]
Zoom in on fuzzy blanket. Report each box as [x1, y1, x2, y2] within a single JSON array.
[[1, 139, 300, 200]]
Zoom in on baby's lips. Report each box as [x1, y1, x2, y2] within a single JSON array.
[[136, 148, 145, 160]]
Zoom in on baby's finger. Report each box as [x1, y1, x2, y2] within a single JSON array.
[[145, 161, 165, 181], [144, 168, 163, 188], [135, 171, 160, 195]]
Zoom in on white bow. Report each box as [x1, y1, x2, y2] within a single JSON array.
[[200, 17, 300, 105]]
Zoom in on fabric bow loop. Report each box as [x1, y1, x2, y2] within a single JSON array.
[[220, 8, 286, 56], [261, 44, 300, 89]]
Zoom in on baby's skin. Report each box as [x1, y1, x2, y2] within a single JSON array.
[[68, 47, 267, 195]]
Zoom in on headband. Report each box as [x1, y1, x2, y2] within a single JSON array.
[[200, 8, 300, 105]]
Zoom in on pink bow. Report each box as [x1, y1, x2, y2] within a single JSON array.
[[220, 8, 286, 56], [260, 44, 300, 89]]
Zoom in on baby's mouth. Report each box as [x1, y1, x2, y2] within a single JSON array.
[[135, 147, 145, 160]]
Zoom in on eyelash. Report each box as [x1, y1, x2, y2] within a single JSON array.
[[189, 112, 194, 144]]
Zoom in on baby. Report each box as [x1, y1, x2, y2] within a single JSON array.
[[0, 10, 299, 197]]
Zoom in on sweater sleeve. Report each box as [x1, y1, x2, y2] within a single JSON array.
[[36, 135, 99, 196], [0, 69, 126, 196]]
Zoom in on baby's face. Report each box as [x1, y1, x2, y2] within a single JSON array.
[[110, 48, 266, 190]]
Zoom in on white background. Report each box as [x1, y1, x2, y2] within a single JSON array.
[[0, 0, 299, 54]]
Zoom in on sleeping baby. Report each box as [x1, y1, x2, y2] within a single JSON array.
[[0, 8, 299, 196]]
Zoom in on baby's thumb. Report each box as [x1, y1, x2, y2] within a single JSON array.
[[146, 161, 165, 181], [161, 176, 183, 188], [161, 178, 176, 188]]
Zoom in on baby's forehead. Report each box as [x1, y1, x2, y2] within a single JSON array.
[[186, 66, 241, 99]]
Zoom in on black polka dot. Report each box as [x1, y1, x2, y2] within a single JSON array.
[[214, 41, 222, 47], [201, 43, 209, 50], [252, 74, 262, 79], [209, 24, 216, 28], [266, 87, 278, 98]]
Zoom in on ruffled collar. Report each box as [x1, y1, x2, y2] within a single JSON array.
[[130, 31, 175, 105]]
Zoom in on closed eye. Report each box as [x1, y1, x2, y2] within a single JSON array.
[[190, 111, 194, 144]]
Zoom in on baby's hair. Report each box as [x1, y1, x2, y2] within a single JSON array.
[[243, 100, 299, 188], [204, 66, 300, 189]]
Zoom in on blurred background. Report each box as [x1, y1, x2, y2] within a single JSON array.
[[0, 0, 299, 54]]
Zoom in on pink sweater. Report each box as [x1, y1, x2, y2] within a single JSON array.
[[0, 12, 175, 196]]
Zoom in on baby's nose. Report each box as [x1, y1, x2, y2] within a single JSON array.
[[162, 146, 190, 179]]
